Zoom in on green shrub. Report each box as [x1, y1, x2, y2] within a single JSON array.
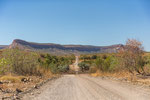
[[78, 62, 90, 72], [103, 56, 118, 72], [1, 48, 40, 75], [0, 58, 9, 74], [0, 48, 74, 75], [94, 55, 119, 72], [95, 57, 104, 71], [38, 54, 73, 74], [91, 55, 97, 59], [58, 65, 69, 73]]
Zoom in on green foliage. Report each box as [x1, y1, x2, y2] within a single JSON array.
[[0, 58, 9, 74], [95, 57, 104, 71], [80, 55, 91, 60], [58, 65, 69, 73], [1, 48, 40, 75], [38, 54, 73, 73], [103, 56, 118, 72], [0, 48, 74, 75], [91, 55, 97, 59], [94, 56, 116, 72], [80, 54, 119, 73], [78, 62, 90, 72]]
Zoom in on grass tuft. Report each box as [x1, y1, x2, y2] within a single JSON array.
[[0, 75, 26, 83]]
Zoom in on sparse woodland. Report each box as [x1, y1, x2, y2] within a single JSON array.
[[0, 48, 75, 76], [0, 48, 75, 98], [1, 39, 150, 98], [0, 39, 149, 78], [79, 39, 150, 78]]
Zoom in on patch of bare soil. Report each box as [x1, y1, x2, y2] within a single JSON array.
[[0, 75, 57, 100], [91, 71, 150, 86]]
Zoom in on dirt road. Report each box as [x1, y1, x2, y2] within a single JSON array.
[[74, 56, 80, 73], [22, 75, 150, 100]]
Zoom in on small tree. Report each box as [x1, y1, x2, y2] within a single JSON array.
[[91, 55, 97, 59], [1, 48, 40, 75], [120, 39, 145, 74], [95, 57, 104, 71], [78, 62, 90, 72]]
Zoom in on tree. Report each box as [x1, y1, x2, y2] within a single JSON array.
[[120, 39, 145, 74], [91, 55, 97, 59], [1, 48, 40, 75]]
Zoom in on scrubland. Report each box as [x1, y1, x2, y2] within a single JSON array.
[[79, 39, 150, 85], [1, 39, 150, 99], [0, 48, 75, 98]]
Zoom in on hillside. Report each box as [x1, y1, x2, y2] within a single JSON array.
[[0, 45, 8, 49], [8, 39, 123, 55]]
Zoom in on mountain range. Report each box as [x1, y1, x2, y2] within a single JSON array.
[[1, 39, 124, 55]]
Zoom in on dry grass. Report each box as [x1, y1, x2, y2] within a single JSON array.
[[91, 70, 137, 82], [0, 75, 27, 83], [92, 70, 150, 86], [0, 72, 55, 98], [137, 79, 150, 85]]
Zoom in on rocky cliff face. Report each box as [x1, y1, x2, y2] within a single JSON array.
[[8, 39, 124, 54]]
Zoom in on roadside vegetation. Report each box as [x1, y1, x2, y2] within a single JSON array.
[[0, 48, 75, 76], [79, 39, 150, 81], [1, 38, 150, 98], [0, 48, 75, 98]]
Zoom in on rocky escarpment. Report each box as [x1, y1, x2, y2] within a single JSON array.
[[8, 39, 124, 54]]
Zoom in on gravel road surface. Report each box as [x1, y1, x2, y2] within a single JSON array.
[[22, 74, 150, 100]]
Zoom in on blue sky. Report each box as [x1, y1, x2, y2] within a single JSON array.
[[0, 0, 150, 50]]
